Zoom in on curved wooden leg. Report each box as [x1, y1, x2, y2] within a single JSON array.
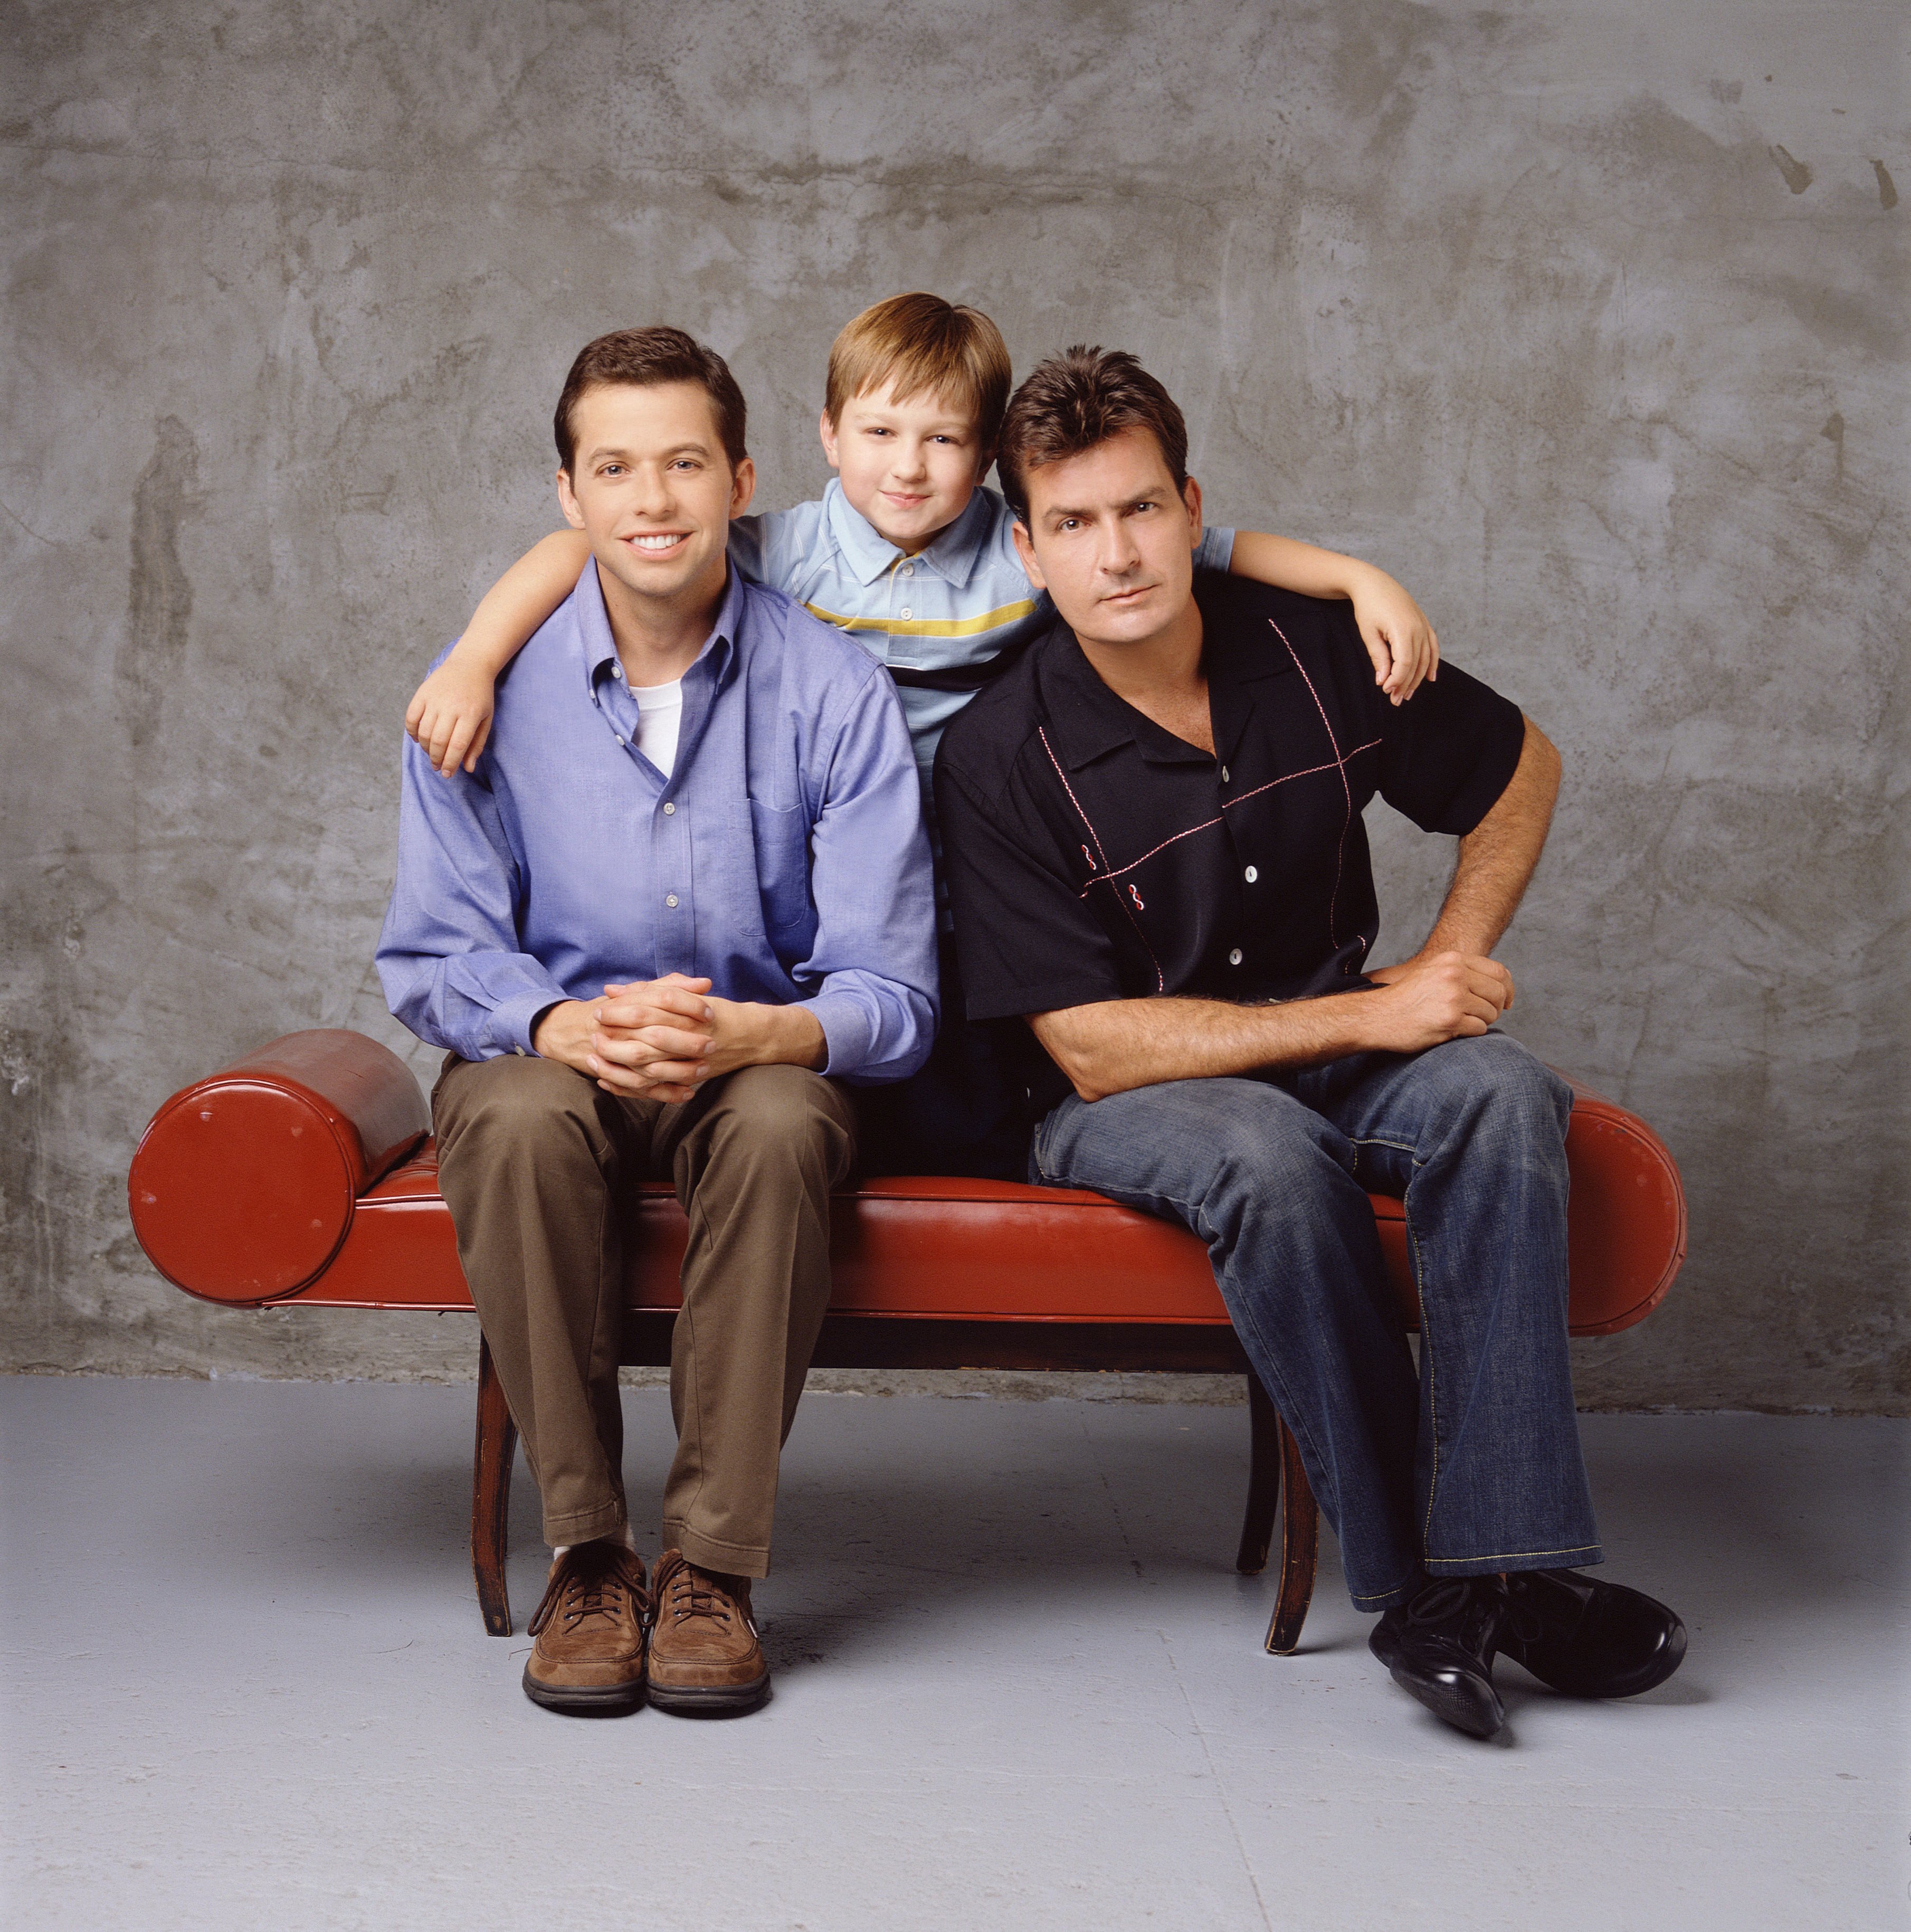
[[1263, 1415, 1319, 1655], [1235, 1369, 1282, 1575], [472, 1333, 518, 1637]]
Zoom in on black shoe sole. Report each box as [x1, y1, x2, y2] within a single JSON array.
[[521, 1667, 648, 1716], [646, 1673, 771, 1717], [1387, 1662, 1507, 1740]]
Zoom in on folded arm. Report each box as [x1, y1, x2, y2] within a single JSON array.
[[1032, 715, 1560, 1104]]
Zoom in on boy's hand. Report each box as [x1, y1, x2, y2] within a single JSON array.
[[405, 658, 499, 776], [1347, 569, 1440, 706]]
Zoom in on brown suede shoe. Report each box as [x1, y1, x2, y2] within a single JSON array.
[[645, 1548, 770, 1715], [521, 1541, 649, 1715]]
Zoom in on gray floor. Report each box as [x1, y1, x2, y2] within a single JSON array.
[[2, 1378, 1906, 1931]]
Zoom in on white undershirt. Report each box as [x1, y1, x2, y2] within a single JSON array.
[[629, 678, 684, 779]]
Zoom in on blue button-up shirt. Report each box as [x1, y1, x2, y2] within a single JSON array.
[[377, 562, 937, 1081]]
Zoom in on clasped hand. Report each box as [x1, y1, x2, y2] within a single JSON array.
[[534, 974, 726, 1104]]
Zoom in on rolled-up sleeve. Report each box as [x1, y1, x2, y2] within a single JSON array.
[[794, 666, 939, 1083], [375, 734, 568, 1060]]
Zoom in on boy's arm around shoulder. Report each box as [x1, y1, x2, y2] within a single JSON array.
[[405, 530, 590, 775]]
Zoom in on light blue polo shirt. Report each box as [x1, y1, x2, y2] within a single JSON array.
[[730, 480, 1235, 800]]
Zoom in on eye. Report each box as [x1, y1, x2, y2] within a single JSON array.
[[1058, 517, 1080, 533], [601, 463, 625, 478]]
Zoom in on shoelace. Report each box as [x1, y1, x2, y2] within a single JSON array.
[[527, 1551, 646, 1637], [1406, 1578, 1508, 1652], [660, 1561, 736, 1629]]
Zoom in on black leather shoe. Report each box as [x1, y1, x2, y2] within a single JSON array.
[[1499, 1569, 1687, 1698], [1371, 1576, 1508, 1739]]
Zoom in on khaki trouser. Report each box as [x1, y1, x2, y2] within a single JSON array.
[[433, 1053, 855, 1578]]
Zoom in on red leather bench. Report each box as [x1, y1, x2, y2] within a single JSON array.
[[129, 1029, 1686, 1650]]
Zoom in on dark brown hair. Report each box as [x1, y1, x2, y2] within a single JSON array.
[[825, 293, 1013, 450], [553, 326, 748, 475], [996, 345, 1189, 523]]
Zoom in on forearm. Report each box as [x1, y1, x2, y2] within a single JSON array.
[[453, 529, 592, 674], [1415, 717, 1561, 959], [1031, 992, 1378, 1102], [1227, 529, 1384, 603]]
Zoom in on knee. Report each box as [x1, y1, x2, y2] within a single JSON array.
[[435, 1055, 601, 1159], [702, 1066, 853, 1178], [1423, 1036, 1571, 1164]]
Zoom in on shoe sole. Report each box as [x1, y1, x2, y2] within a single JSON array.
[[521, 1666, 647, 1716], [646, 1672, 771, 1717], [1387, 1662, 1507, 1740]]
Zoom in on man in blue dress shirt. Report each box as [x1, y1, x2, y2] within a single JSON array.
[[377, 328, 936, 1718]]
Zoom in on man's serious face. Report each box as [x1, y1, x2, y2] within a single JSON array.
[[820, 382, 988, 555], [1012, 428, 1203, 652], [557, 380, 754, 612]]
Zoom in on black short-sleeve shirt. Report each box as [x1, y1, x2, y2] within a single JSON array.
[[932, 571, 1525, 1102]]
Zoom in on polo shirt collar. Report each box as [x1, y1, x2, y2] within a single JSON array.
[[823, 478, 995, 590], [823, 478, 905, 587], [573, 555, 744, 693]]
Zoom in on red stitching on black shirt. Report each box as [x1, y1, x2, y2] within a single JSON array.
[[1270, 618, 1353, 948], [1040, 725, 1165, 995]]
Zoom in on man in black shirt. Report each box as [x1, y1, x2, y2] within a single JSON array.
[[934, 346, 1686, 1741]]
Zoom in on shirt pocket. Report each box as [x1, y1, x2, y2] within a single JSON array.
[[734, 799, 816, 941]]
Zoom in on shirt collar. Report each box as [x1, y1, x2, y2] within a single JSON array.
[[573, 555, 745, 694], [1038, 571, 1291, 772], [823, 478, 996, 590]]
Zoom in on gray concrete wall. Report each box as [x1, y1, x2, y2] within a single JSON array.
[[3, 0, 1904, 1410]]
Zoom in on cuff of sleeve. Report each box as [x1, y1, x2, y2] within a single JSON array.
[[491, 988, 567, 1059], [800, 990, 875, 1081]]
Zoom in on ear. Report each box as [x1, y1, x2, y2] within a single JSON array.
[[1010, 518, 1047, 592], [556, 467, 586, 531], [1181, 475, 1203, 541], [729, 454, 757, 519], [819, 408, 841, 471]]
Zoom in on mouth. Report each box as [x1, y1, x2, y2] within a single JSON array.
[[881, 491, 931, 510], [622, 531, 692, 557], [1100, 583, 1156, 609]]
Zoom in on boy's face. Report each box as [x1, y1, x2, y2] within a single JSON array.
[[820, 381, 988, 555], [1011, 428, 1203, 652], [557, 380, 755, 611]]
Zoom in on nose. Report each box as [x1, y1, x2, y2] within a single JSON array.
[[632, 462, 674, 519], [1096, 517, 1143, 579], [890, 438, 929, 481]]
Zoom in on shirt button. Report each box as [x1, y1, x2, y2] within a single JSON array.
[[1221, 765, 1230, 783], [662, 801, 676, 815], [899, 607, 912, 621], [611, 664, 623, 679], [514, 1045, 526, 1056], [1228, 949, 1243, 966], [1244, 866, 1258, 883], [665, 894, 679, 908], [900, 563, 914, 576]]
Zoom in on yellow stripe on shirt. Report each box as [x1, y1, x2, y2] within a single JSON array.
[[804, 599, 1038, 639]]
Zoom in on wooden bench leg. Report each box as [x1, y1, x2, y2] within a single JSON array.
[[472, 1334, 517, 1637], [1235, 1369, 1282, 1575], [1263, 1414, 1319, 1655]]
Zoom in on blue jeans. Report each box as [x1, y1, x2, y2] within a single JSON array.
[[1032, 1032, 1601, 1611]]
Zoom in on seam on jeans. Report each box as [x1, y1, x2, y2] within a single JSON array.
[[1349, 1567, 1422, 1608], [1425, 1543, 1602, 1566], [1040, 1145, 1338, 1536], [1408, 1210, 1441, 1551]]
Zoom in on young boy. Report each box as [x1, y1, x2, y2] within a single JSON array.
[[406, 293, 1441, 1176]]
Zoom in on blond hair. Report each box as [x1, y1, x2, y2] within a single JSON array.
[[824, 293, 1012, 450]]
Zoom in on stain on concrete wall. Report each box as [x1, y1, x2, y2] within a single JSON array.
[[2, 0, 1905, 1410]]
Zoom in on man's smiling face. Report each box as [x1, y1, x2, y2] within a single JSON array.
[[1011, 427, 1203, 653], [556, 379, 755, 613]]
